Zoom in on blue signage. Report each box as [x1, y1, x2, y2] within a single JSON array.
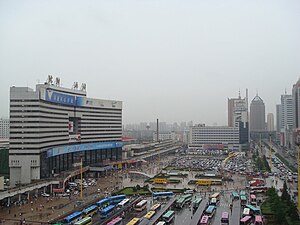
[[47, 141, 123, 158], [46, 89, 77, 106]]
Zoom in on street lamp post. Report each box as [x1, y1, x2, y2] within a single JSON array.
[[298, 143, 300, 213]]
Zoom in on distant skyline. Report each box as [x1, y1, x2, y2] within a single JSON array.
[[0, 0, 299, 125]]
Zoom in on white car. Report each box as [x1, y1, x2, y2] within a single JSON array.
[[41, 193, 50, 197]]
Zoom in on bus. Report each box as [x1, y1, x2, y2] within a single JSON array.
[[175, 194, 192, 208], [74, 217, 92, 225], [209, 192, 220, 201], [126, 218, 140, 225], [232, 191, 239, 200], [246, 205, 260, 215], [62, 212, 82, 224], [135, 200, 147, 212], [209, 198, 217, 206], [100, 205, 115, 219], [108, 195, 126, 204], [144, 211, 156, 220], [240, 216, 251, 225], [205, 205, 216, 218], [192, 197, 202, 209], [240, 191, 246, 197], [250, 194, 257, 205], [82, 205, 98, 217], [254, 215, 263, 225], [220, 212, 229, 225], [152, 192, 174, 199], [96, 198, 110, 210], [199, 215, 210, 225], [196, 179, 222, 186], [106, 217, 122, 225], [156, 222, 166, 225], [242, 208, 250, 217], [162, 210, 175, 223], [117, 198, 130, 208], [240, 196, 247, 206], [150, 203, 161, 212]]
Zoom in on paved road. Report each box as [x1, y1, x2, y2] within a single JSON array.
[[230, 200, 241, 225]]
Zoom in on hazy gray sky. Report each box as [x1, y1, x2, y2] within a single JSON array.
[[0, 0, 299, 125]]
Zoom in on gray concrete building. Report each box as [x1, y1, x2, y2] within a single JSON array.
[[0, 118, 9, 138], [250, 95, 266, 132], [9, 81, 122, 186]]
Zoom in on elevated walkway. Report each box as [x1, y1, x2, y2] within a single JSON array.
[[128, 171, 154, 178]]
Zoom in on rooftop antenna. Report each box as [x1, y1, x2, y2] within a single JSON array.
[[285, 88, 287, 95], [238, 88, 241, 99]]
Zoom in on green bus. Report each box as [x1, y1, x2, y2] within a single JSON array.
[[240, 191, 246, 197], [232, 191, 239, 200], [175, 194, 192, 208], [162, 210, 175, 224], [74, 217, 92, 225], [241, 195, 247, 206], [192, 197, 202, 209]]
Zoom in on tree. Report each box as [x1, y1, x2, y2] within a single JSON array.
[[281, 181, 289, 202]]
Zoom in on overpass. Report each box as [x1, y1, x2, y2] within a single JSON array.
[[128, 171, 154, 178], [0, 180, 60, 202]]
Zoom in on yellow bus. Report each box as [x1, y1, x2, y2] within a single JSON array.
[[196, 179, 222, 186], [209, 192, 220, 201], [144, 211, 156, 219], [153, 178, 168, 184], [150, 204, 161, 212], [126, 218, 140, 225]]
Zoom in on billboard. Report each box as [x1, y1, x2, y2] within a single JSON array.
[[203, 144, 224, 151], [45, 89, 76, 106], [47, 141, 123, 158]]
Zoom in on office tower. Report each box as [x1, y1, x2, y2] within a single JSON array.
[[9, 80, 122, 186], [276, 104, 282, 132], [250, 94, 266, 132], [280, 94, 293, 131], [228, 91, 248, 128], [292, 78, 300, 129], [0, 118, 9, 138], [267, 113, 275, 131]]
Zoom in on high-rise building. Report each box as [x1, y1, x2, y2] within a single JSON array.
[[9, 81, 122, 186], [292, 78, 300, 129], [276, 104, 282, 132], [0, 118, 9, 138], [250, 94, 266, 132], [267, 113, 275, 131], [228, 91, 248, 127], [280, 94, 293, 131]]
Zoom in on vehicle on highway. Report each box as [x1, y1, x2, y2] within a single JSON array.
[[82, 205, 98, 217], [204, 205, 216, 218], [144, 211, 156, 220], [250, 194, 257, 205], [246, 204, 260, 215], [242, 208, 250, 217], [108, 195, 126, 204], [126, 218, 140, 225], [152, 191, 174, 200], [150, 203, 161, 212], [106, 217, 122, 225], [240, 195, 247, 206], [134, 200, 147, 212], [74, 217, 92, 225], [192, 197, 202, 209], [162, 210, 175, 223], [209, 197, 217, 206], [117, 198, 130, 208], [199, 215, 210, 225], [62, 211, 82, 224], [156, 222, 166, 225], [240, 216, 251, 225], [220, 211, 229, 225], [175, 194, 192, 208], [232, 191, 239, 200], [100, 205, 115, 219], [209, 192, 220, 202], [254, 215, 263, 225], [96, 198, 110, 210], [41, 193, 50, 197]]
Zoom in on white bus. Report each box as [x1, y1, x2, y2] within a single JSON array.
[[135, 200, 147, 212], [117, 198, 130, 208]]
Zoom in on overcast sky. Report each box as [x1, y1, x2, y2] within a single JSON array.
[[0, 0, 299, 125]]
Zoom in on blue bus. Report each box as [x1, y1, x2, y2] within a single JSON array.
[[82, 205, 98, 217], [108, 195, 126, 204], [152, 192, 174, 199], [205, 206, 216, 218], [62, 211, 82, 224], [96, 198, 110, 210], [100, 205, 115, 219]]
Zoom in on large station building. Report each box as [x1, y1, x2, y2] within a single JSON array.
[[9, 80, 122, 187]]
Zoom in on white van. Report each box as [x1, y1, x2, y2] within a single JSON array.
[[184, 190, 194, 194]]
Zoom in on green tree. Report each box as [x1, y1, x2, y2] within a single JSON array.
[[281, 181, 289, 202]]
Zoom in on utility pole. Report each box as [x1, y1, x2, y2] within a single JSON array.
[[269, 134, 272, 169], [80, 157, 83, 200]]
